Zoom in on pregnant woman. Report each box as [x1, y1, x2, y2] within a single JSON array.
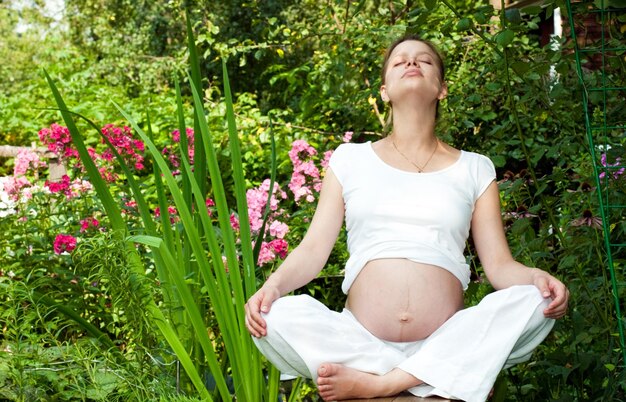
[[244, 34, 569, 402]]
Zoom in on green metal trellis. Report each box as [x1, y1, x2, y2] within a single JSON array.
[[566, 0, 626, 365]]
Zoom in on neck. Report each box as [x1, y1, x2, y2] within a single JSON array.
[[389, 101, 437, 146]]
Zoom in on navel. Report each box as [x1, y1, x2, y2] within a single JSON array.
[[398, 312, 412, 323]]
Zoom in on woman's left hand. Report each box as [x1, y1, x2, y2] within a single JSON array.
[[532, 271, 569, 319]]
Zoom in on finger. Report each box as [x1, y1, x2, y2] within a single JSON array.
[[244, 315, 261, 338], [535, 276, 551, 299], [246, 308, 267, 337], [247, 301, 267, 331], [259, 292, 276, 314], [245, 297, 267, 334]]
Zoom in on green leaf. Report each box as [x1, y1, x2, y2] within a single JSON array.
[[496, 29, 515, 47], [425, 0, 438, 11], [521, 5, 542, 15], [505, 8, 522, 24], [456, 18, 472, 31]]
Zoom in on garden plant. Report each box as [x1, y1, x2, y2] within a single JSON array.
[[1, 0, 625, 401]]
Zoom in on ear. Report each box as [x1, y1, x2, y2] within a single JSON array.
[[380, 85, 390, 102], [437, 82, 448, 100], [438, 82, 448, 100]]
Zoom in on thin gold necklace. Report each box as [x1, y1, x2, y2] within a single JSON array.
[[391, 138, 439, 173]]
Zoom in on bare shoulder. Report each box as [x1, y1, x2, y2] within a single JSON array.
[[438, 140, 461, 165]]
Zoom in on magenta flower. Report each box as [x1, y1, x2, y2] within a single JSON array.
[[80, 217, 100, 233], [230, 213, 240, 231], [53, 234, 77, 254], [38, 124, 77, 163], [45, 175, 71, 196], [172, 127, 195, 164], [599, 153, 624, 180], [101, 124, 145, 171], [269, 238, 288, 259]]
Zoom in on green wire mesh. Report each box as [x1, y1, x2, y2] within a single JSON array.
[[566, 0, 626, 365]]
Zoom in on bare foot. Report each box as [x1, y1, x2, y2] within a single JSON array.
[[316, 363, 422, 401]]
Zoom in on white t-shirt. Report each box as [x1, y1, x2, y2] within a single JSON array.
[[328, 141, 496, 294]]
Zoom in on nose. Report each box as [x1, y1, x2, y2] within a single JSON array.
[[406, 58, 418, 67]]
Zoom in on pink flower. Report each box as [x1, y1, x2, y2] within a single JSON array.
[[14, 149, 46, 176], [321, 150, 333, 169], [3, 176, 30, 200], [53, 234, 77, 254], [230, 213, 240, 231], [257, 242, 276, 266], [571, 209, 602, 229], [80, 217, 100, 233], [269, 221, 289, 239], [288, 139, 322, 204], [342, 131, 353, 143], [246, 179, 287, 233], [101, 124, 145, 171], [599, 154, 624, 180], [45, 175, 71, 196], [69, 179, 94, 198], [38, 124, 76, 163], [269, 238, 288, 259]]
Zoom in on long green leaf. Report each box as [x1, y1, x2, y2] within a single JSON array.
[[113, 102, 234, 399], [130, 234, 230, 399], [185, 10, 208, 200], [43, 71, 124, 233], [186, 73, 256, 398], [220, 58, 267, 399]]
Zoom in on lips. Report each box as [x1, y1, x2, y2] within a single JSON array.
[[402, 68, 423, 78]]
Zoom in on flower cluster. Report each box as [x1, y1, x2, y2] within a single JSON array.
[[233, 178, 290, 266], [101, 124, 145, 171], [599, 153, 624, 180], [162, 128, 195, 174], [38, 123, 78, 161], [288, 140, 326, 203], [44, 175, 94, 199], [53, 234, 77, 254], [0, 178, 17, 217], [79, 217, 100, 233], [155, 205, 179, 224], [14, 149, 47, 176], [1, 148, 50, 203]]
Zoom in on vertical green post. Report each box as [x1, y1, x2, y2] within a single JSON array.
[[565, 0, 626, 366]]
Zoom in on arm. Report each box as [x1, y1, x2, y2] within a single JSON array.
[[245, 168, 345, 337], [471, 181, 569, 319]]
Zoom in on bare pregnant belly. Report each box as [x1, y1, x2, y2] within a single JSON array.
[[346, 259, 464, 342]]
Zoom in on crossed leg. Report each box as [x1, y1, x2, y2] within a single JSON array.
[[316, 364, 423, 401]]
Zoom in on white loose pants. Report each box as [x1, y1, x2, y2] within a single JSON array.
[[253, 285, 554, 402]]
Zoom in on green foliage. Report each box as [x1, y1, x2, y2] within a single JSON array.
[[2, 0, 626, 400]]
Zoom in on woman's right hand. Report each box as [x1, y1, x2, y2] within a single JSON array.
[[244, 285, 280, 338]]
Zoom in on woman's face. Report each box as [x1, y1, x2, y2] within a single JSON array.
[[380, 40, 447, 105]]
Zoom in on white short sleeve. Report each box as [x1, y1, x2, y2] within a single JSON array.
[[474, 154, 497, 200], [328, 144, 350, 186]]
